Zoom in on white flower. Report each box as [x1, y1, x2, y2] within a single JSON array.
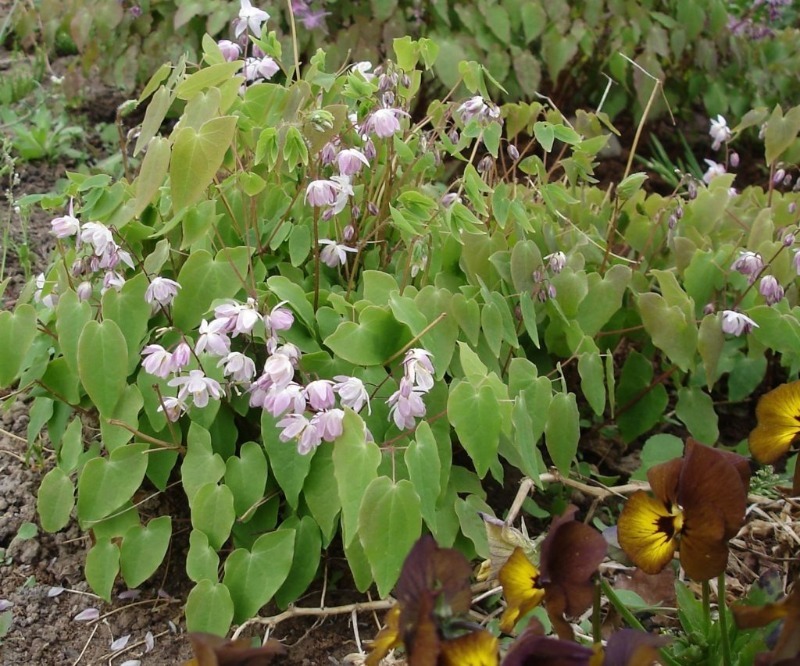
[[329, 175, 354, 214], [333, 375, 370, 414], [218, 351, 256, 383], [195, 318, 231, 357], [168, 369, 223, 408], [80, 222, 114, 256], [141, 345, 176, 379], [703, 159, 726, 184], [351, 61, 374, 81], [319, 239, 357, 267], [709, 115, 732, 151], [262, 352, 295, 388], [721, 310, 758, 337], [545, 251, 567, 274], [157, 395, 187, 422], [402, 349, 435, 392], [235, 0, 270, 38]]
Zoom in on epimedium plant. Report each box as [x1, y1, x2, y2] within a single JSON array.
[[3, 0, 800, 641]]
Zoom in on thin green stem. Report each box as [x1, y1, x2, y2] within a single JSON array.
[[592, 581, 602, 644], [286, 0, 301, 83], [601, 579, 681, 666], [718, 574, 732, 666], [702, 580, 711, 629]]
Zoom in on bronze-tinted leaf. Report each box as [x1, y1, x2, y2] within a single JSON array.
[[187, 632, 284, 666]]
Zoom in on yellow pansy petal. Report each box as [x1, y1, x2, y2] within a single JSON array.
[[365, 605, 402, 666], [750, 381, 800, 463], [498, 547, 545, 633], [440, 630, 499, 666], [617, 491, 679, 575]]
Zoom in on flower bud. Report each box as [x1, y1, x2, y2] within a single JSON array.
[[675, 205, 684, 219], [668, 214, 678, 229], [477, 155, 494, 174], [729, 152, 740, 168], [789, 202, 797, 214], [343, 224, 356, 242], [759, 275, 784, 306], [687, 181, 697, 199], [783, 232, 795, 247], [449, 129, 460, 144], [774, 168, 786, 185], [76, 281, 93, 302], [363, 139, 377, 161], [703, 302, 715, 316], [440, 193, 460, 208], [309, 109, 335, 133], [367, 202, 380, 216], [507, 144, 520, 161]]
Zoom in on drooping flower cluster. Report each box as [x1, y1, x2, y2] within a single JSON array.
[[387, 349, 435, 430], [43, 199, 138, 308]]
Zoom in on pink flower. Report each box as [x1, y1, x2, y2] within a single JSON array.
[[172, 342, 191, 369], [368, 108, 403, 139], [243, 56, 279, 81], [277, 413, 309, 441], [319, 239, 357, 268], [262, 381, 306, 417], [731, 250, 764, 281], [298, 423, 322, 454], [387, 377, 427, 430], [402, 349, 435, 392], [311, 409, 345, 442], [277, 413, 322, 454], [328, 175, 354, 214], [217, 39, 241, 62], [235, 0, 270, 38], [168, 369, 223, 408], [721, 310, 759, 337], [98, 243, 134, 271], [80, 222, 114, 256], [102, 271, 125, 293], [262, 352, 295, 388], [305, 180, 338, 207], [195, 318, 231, 357], [76, 281, 93, 302], [264, 302, 294, 333], [218, 351, 257, 383], [333, 375, 370, 413], [145, 277, 181, 307], [214, 298, 260, 337], [51, 199, 80, 238], [336, 148, 369, 176], [457, 96, 500, 124], [141, 345, 176, 379], [304, 379, 335, 411], [759, 275, 784, 305]]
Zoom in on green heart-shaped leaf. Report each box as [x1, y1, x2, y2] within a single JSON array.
[[77, 444, 149, 524]]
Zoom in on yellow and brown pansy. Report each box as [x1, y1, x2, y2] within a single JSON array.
[[749, 380, 800, 493]]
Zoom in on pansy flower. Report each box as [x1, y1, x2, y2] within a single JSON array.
[[748, 380, 800, 493], [502, 622, 667, 666], [187, 631, 283, 665], [366, 535, 477, 665], [498, 506, 606, 639], [617, 439, 750, 581]]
